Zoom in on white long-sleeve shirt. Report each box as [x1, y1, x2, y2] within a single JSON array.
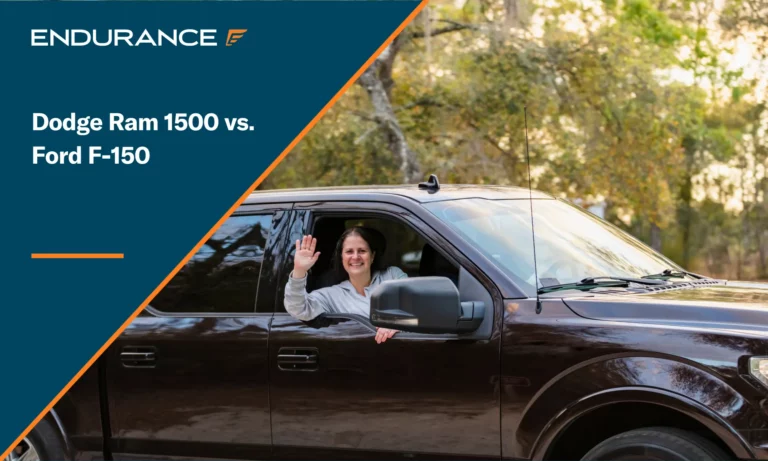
[[283, 266, 408, 321]]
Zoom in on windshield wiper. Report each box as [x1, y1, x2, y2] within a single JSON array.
[[538, 276, 666, 294], [642, 269, 708, 280]]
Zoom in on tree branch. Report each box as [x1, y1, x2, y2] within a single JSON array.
[[410, 22, 475, 38], [354, 125, 380, 145]]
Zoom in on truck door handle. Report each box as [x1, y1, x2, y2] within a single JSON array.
[[277, 347, 318, 371], [120, 346, 157, 368]]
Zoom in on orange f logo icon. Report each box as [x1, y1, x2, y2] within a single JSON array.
[[226, 29, 247, 47]]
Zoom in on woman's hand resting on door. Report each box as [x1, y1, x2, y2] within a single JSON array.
[[375, 327, 398, 344]]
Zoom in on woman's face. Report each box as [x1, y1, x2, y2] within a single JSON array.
[[341, 233, 374, 278]]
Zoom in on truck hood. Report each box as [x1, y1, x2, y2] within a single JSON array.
[[561, 280, 768, 334]]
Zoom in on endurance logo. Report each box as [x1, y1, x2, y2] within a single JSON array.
[[30, 29, 248, 47], [226, 29, 247, 46]]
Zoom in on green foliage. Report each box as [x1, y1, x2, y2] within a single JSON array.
[[621, 0, 683, 46], [261, 0, 767, 280]]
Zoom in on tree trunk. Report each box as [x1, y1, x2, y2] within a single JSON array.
[[357, 45, 422, 183], [759, 179, 768, 279], [679, 138, 695, 268], [377, 36, 404, 102], [650, 223, 662, 252], [505, 0, 526, 28], [757, 227, 767, 279]]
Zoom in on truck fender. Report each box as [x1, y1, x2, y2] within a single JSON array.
[[514, 355, 758, 459]]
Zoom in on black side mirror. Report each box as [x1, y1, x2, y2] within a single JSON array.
[[369, 277, 485, 334]]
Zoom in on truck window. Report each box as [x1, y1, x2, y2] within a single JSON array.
[[150, 214, 273, 314], [343, 217, 427, 278], [276, 213, 459, 312]]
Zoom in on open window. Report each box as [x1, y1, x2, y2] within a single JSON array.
[[275, 204, 494, 338], [301, 214, 460, 294], [276, 208, 466, 313]]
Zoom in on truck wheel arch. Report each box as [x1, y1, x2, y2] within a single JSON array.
[[514, 356, 757, 460], [530, 387, 752, 460], [46, 408, 73, 459], [11, 410, 73, 461]]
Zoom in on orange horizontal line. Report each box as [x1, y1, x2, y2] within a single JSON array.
[[31, 253, 124, 259]]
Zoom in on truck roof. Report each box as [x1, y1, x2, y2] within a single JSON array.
[[246, 184, 554, 204]]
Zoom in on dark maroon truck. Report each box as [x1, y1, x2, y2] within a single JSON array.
[[15, 181, 768, 461]]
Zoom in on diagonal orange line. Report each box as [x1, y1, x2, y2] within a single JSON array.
[[1, 2, 428, 459], [31, 253, 124, 259]]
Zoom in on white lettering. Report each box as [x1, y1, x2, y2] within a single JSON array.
[[31, 29, 219, 47], [50, 30, 69, 46], [32, 113, 103, 136], [178, 29, 198, 46], [70, 29, 91, 46], [114, 29, 133, 46], [200, 29, 217, 46], [33, 113, 48, 130], [89, 146, 102, 164], [31, 30, 48, 46], [92, 30, 112, 47], [110, 113, 158, 131], [157, 29, 177, 46], [135, 30, 157, 46], [32, 146, 82, 165]]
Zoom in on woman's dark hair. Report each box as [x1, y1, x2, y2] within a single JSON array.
[[332, 227, 386, 280]]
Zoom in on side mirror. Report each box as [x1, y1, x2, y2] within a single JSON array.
[[370, 277, 485, 334]]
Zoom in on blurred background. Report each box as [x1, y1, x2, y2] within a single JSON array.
[[260, 0, 767, 281]]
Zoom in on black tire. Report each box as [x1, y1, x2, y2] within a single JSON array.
[[581, 427, 731, 461], [11, 417, 69, 461]]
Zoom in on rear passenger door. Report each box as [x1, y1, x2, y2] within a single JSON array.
[[106, 204, 291, 461]]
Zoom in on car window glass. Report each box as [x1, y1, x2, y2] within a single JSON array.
[[426, 198, 678, 293], [151, 214, 272, 314]]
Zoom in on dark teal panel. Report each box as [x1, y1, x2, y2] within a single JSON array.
[[0, 0, 418, 450]]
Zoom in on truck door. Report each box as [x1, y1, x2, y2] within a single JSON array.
[[105, 204, 291, 460], [269, 202, 502, 459]]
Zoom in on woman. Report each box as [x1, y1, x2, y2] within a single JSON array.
[[284, 227, 407, 343]]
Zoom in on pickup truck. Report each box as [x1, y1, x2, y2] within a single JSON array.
[[15, 179, 768, 461]]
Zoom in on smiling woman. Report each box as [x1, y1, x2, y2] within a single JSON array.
[[283, 227, 407, 343]]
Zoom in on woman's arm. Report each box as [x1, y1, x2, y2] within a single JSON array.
[[283, 235, 327, 321], [284, 272, 333, 321], [385, 266, 409, 280]]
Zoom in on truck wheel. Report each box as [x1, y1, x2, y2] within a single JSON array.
[[581, 427, 730, 461], [6, 418, 68, 461]]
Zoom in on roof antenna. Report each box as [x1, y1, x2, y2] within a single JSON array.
[[418, 174, 440, 193], [524, 106, 542, 314]]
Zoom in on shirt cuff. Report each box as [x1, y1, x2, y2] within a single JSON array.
[[289, 271, 308, 282]]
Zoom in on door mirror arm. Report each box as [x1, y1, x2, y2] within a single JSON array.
[[458, 301, 485, 332]]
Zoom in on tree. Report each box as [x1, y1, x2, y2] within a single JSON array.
[[261, 0, 765, 279]]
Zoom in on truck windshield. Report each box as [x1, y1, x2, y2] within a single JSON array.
[[425, 198, 682, 295]]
